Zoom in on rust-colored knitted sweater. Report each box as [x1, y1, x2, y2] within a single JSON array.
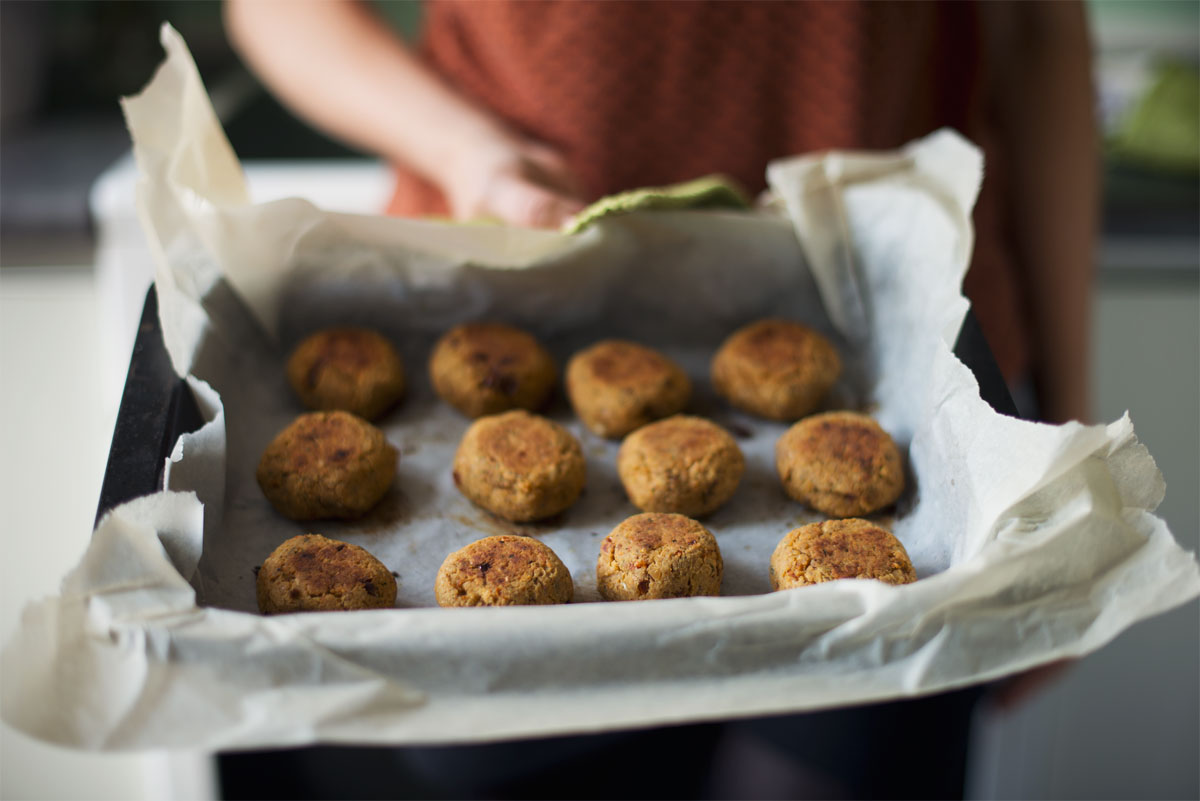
[[387, 1, 1028, 380]]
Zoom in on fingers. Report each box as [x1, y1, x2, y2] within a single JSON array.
[[484, 173, 585, 229], [519, 144, 587, 199], [441, 134, 586, 228], [989, 659, 1074, 711]]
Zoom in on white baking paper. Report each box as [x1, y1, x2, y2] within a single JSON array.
[[3, 26, 1198, 750]]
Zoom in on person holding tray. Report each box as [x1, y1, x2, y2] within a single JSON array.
[[222, 2, 1095, 797], [225, 0, 1096, 426]]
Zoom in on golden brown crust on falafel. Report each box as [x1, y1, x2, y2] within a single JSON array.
[[257, 533, 397, 613], [596, 513, 723, 601], [286, 328, 405, 420], [430, 322, 557, 418], [256, 411, 397, 520], [775, 411, 904, 517], [769, 518, 916, 589], [435, 534, 573, 606], [452, 410, 586, 522], [711, 319, 841, 420], [617, 415, 744, 518], [566, 340, 691, 438]]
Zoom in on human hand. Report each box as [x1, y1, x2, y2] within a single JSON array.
[[442, 136, 586, 229], [989, 659, 1073, 710], [227, 0, 586, 228]]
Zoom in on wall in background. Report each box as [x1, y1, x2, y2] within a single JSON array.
[[970, 268, 1199, 800]]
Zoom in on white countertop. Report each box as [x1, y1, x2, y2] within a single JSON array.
[[0, 266, 216, 801]]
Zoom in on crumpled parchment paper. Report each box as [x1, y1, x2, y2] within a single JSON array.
[[2, 26, 1197, 751]]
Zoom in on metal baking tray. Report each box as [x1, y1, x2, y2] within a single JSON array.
[[96, 284, 1015, 799]]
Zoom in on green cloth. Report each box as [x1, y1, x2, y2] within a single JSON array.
[[564, 174, 752, 233]]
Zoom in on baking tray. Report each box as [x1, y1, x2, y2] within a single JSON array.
[[96, 283, 1014, 799]]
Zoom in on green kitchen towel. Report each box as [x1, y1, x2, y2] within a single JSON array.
[[564, 174, 752, 233]]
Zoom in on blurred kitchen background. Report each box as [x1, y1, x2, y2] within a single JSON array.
[[1, 1, 1196, 799]]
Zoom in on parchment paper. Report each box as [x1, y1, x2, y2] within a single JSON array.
[[3, 26, 1198, 751]]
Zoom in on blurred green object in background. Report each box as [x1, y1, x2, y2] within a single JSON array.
[[375, 0, 424, 42], [1110, 60, 1200, 174]]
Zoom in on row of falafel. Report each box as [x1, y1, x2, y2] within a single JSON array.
[[253, 320, 917, 614]]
